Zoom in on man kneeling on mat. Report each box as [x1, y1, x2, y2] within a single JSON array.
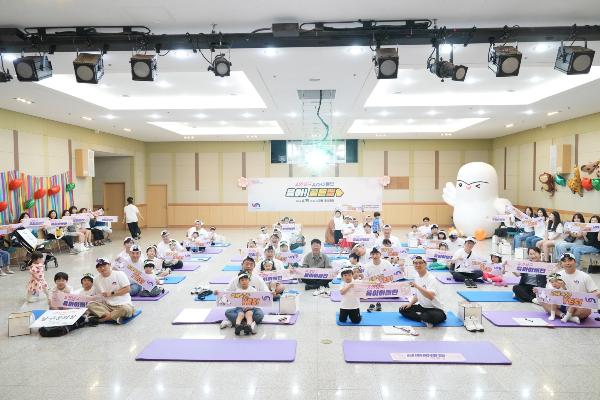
[[399, 256, 447, 328], [220, 271, 264, 335], [338, 267, 361, 324]]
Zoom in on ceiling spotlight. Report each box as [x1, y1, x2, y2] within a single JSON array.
[[209, 54, 231, 77], [130, 54, 157, 81], [13, 55, 53, 81], [488, 45, 522, 77], [554, 43, 595, 75], [505, 123, 514, 128], [73, 53, 104, 84], [427, 44, 467, 82], [373, 48, 399, 79]]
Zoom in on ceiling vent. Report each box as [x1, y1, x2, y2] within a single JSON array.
[[297, 89, 336, 100]]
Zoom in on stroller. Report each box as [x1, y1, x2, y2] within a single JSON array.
[[12, 228, 58, 271]]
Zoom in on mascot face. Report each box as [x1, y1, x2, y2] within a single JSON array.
[[455, 162, 499, 202]]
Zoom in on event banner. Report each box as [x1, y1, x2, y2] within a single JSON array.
[[22, 218, 48, 228], [48, 219, 69, 227], [50, 291, 101, 309], [347, 234, 375, 243], [278, 252, 301, 264], [278, 223, 301, 232], [114, 258, 156, 291], [425, 249, 454, 261], [365, 266, 405, 283], [480, 262, 504, 275], [30, 308, 87, 328], [505, 260, 557, 276], [516, 217, 545, 229], [380, 247, 408, 258], [462, 257, 489, 272], [216, 291, 273, 308], [290, 267, 338, 280], [536, 288, 598, 309], [258, 269, 294, 283], [247, 177, 382, 212], [347, 281, 411, 298], [564, 222, 600, 233]]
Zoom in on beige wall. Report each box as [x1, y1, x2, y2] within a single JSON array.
[[492, 112, 600, 214], [0, 109, 146, 211], [92, 156, 134, 206]]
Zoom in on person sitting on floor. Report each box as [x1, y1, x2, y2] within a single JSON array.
[[512, 247, 547, 303], [125, 245, 146, 296], [338, 267, 362, 324], [427, 224, 440, 240], [145, 245, 168, 274], [482, 252, 505, 286], [449, 237, 484, 285], [364, 247, 394, 282], [446, 232, 464, 253], [161, 239, 185, 270], [554, 252, 598, 323], [539, 272, 567, 321], [225, 272, 263, 335], [399, 255, 447, 328], [138, 260, 166, 297], [75, 274, 95, 296], [49, 272, 73, 310], [376, 224, 401, 247], [117, 237, 135, 262], [427, 241, 450, 271], [187, 219, 207, 239], [263, 245, 284, 270], [87, 258, 134, 324], [299, 238, 333, 294], [260, 259, 285, 300]]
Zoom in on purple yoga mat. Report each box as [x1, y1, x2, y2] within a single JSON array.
[[483, 311, 600, 328], [343, 340, 511, 365], [136, 339, 296, 362], [179, 262, 202, 272], [200, 248, 223, 254], [329, 290, 408, 303], [131, 290, 169, 302], [210, 274, 297, 285], [435, 272, 519, 285], [174, 307, 299, 325]]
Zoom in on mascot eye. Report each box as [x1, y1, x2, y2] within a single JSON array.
[[475, 184, 481, 189], [458, 183, 463, 187]]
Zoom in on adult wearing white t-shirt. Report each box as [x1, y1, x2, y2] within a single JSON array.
[[263, 246, 284, 270], [376, 225, 401, 247], [447, 232, 464, 253], [123, 196, 143, 240], [364, 247, 394, 281], [156, 230, 184, 258], [187, 219, 208, 239], [224, 257, 269, 292], [399, 255, 446, 327], [450, 237, 484, 285], [87, 258, 134, 324], [556, 253, 598, 323]]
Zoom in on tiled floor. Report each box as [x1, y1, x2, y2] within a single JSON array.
[[1, 227, 598, 400]]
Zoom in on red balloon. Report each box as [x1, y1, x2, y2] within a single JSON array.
[[34, 188, 46, 200], [49, 185, 61, 195], [582, 177, 593, 191], [0, 201, 7, 212], [8, 179, 22, 190]]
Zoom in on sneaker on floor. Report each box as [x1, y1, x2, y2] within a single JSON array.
[[0, 270, 7, 277], [250, 321, 257, 334], [464, 316, 478, 332], [367, 304, 376, 313], [375, 302, 382, 312], [424, 322, 434, 328], [4, 268, 15, 274], [220, 320, 233, 329], [313, 287, 325, 296], [69, 249, 79, 255], [115, 317, 124, 325], [474, 320, 485, 332], [234, 324, 243, 335]]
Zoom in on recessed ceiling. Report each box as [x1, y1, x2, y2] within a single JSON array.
[[1, 1, 600, 141]]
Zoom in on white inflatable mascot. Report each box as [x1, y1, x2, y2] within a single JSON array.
[[443, 162, 511, 238]]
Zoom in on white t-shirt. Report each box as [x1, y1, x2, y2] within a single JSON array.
[[447, 238, 464, 253], [534, 219, 547, 238], [187, 227, 208, 239], [413, 272, 444, 310], [418, 225, 432, 236], [352, 225, 366, 235], [333, 216, 344, 230], [557, 269, 598, 293], [75, 287, 96, 296], [341, 223, 355, 236], [124, 204, 139, 223], [340, 280, 360, 310], [376, 235, 401, 247], [364, 259, 394, 280], [451, 248, 474, 273], [547, 223, 564, 240], [263, 257, 284, 270], [93, 270, 133, 306], [156, 240, 184, 259], [225, 273, 269, 292]]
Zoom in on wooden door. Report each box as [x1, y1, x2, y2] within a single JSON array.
[[146, 184, 168, 228], [103, 182, 125, 230]]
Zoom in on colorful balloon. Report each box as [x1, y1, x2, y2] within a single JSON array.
[[554, 175, 567, 187], [0, 201, 7, 212], [592, 178, 600, 191], [24, 199, 35, 209], [66, 183, 76, 192], [8, 179, 23, 190], [49, 185, 61, 195], [34, 188, 46, 199], [474, 229, 487, 241], [582, 178, 593, 191]]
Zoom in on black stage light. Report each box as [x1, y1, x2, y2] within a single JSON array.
[[488, 45, 522, 77], [373, 48, 399, 79], [13, 55, 53, 81], [554, 44, 595, 75], [209, 54, 231, 77], [429, 60, 468, 81], [73, 53, 104, 84], [130, 54, 157, 81]]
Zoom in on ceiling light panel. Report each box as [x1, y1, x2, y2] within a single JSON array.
[[348, 118, 487, 134], [36, 71, 266, 110], [365, 67, 600, 107], [148, 120, 284, 136]]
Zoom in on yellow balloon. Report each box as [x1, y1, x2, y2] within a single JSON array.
[[474, 229, 487, 241]]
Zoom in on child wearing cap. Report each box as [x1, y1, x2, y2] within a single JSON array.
[[482, 253, 505, 285], [162, 240, 184, 270], [139, 261, 165, 297], [539, 273, 567, 321], [427, 241, 451, 271], [117, 237, 135, 262], [220, 271, 264, 335], [447, 232, 464, 253], [260, 259, 285, 300], [338, 267, 362, 324]]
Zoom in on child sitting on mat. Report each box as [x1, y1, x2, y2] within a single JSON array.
[[162, 240, 184, 270], [146, 245, 169, 276], [117, 237, 135, 262], [260, 259, 285, 300], [539, 273, 567, 320], [339, 267, 362, 324], [428, 241, 450, 270], [75, 274, 95, 296], [219, 272, 264, 335], [49, 272, 73, 309], [139, 261, 166, 297], [482, 253, 505, 286]]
